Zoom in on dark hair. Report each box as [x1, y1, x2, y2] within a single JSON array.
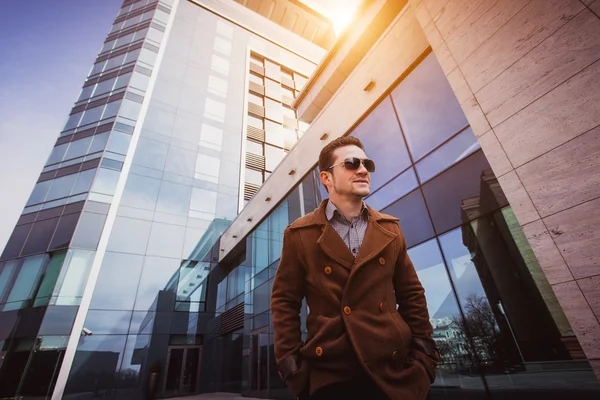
[[318, 136, 365, 174]]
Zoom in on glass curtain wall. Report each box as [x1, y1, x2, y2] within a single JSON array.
[[0, 1, 172, 399]]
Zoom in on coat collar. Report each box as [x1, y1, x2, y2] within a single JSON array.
[[290, 199, 399, 229], [291, 199, 399, 271]]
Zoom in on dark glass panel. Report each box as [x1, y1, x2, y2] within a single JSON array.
[[421, 150, 507, 235], [391, 53, 469, 161], [36, 206, 64, 221], [381, 189, 434, 248], [49, 212, 81, 250], [21, 217, 60, 255], [64, 335, 128, 397], [84, 310, 133, 334], [38, 305, 78, 335], [415, 127, 480, 184], [350, 97, 411, 193], [64, 200, 85, 215], [1, 224, 32, 259], [366, 167, 418, 211]]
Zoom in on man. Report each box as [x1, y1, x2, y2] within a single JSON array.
[[271, 136, 439, 399]]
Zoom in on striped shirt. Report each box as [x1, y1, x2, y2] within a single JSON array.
[[325, 199, 369, 258]]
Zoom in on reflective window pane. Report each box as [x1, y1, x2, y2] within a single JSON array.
[[366, 167, 418, 211], [1, 224, 32, 259], [47, 143, 69, 165], [408, 239, 485, 390], [21, 218, 60, 255], [391, 53, 469, 161], [90, 252, 144, 309], [106, 131, 132, 154], [50, 250, 95, 306], [106, 217, 152, 254], [351, 97, 411, 192], [71, 212, 107, 250], [38, 305, 77, 335], [416, 127, 480, 183], [93, 78, 116, 96], [156, 181, 192, 216], [190, 188, 217, 217], [72, 169, 97, 195], [4, 255, 47, 311], [421, 150, 506, 234], [91, 168, 120, 196], [49, 213, 81, 250], [381, 189, 434, 248], [121, 173, 161, 210], [64, 137, 93, 161], [65, 335, 127, 396], [0, 260, 19, 300], [84, 310, 133, 334], [134, 256, 180, 310], [64, 112, 83, 131], [88, 132, 110, 154], [27, 180, 53, 206], [79, 105, 105, 127], [102, 100, 122, 119]]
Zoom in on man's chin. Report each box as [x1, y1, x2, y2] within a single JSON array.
[[353, 189, 370, 198]]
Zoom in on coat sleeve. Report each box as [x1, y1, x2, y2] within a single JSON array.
[[270, 227, 308, 395], [392, 223, 438, 380]]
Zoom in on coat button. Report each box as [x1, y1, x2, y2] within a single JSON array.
[[316, 346, 323, 356], [379, 302, 384, 312], [392, 350, 398, 360], [324, 266, 332, 275], [343, 306, 352, 315], [379, 257, 385, 265]]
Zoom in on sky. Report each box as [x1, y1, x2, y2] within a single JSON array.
[[0, 0, 122, 253], [0, 0, 360, 254]]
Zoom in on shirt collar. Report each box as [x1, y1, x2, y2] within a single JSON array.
[[325, 199, 369, 222]]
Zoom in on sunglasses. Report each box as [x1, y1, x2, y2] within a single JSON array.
[[327, 157, 376, 173]]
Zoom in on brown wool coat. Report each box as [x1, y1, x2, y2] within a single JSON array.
[[271, 200, 438, 399]]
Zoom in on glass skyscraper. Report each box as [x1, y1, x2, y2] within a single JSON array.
[[2, 0, 600, 399], [0, 0, 329, 398]]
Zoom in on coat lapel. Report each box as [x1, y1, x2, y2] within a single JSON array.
[[317, 223, 355, 270]]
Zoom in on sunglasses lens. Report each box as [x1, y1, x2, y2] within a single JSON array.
[[364, 159, 375, 172], [344, 158, 361, 170]]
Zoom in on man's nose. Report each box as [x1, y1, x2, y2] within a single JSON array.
[[356, 162, 368, 174]]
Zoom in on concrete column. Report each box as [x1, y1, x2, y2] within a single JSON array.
[[408, 0, 600, 376]]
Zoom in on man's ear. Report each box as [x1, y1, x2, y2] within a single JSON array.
[[319, 170, 331, 188]]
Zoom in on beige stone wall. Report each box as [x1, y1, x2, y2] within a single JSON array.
[[408, 0, 600, 374]]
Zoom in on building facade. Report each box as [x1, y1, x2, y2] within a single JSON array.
[[1, 0, 600, 400], [0, 0, 329, 399]]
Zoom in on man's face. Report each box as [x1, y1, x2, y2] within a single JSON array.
[[321, 145, 371, 200]]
